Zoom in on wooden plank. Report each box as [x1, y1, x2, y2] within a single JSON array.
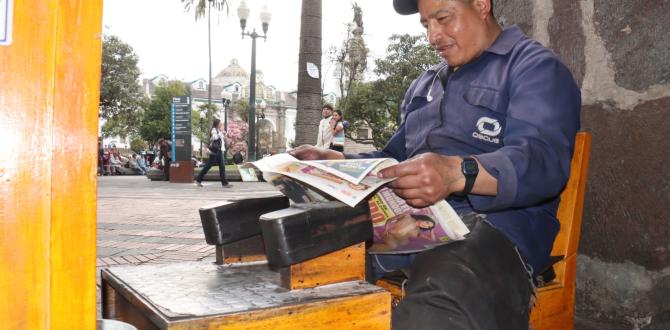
[[49, 0, 103, 328], [168, 291, 391, 330], [530, 238, 578, 329], [221, 235, 267, 264], [552, 132, 591, 284], [280, 243, 366, 290], [0, 0, 102, 327]]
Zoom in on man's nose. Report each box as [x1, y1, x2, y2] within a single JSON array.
[[427, 21, 443, 47]]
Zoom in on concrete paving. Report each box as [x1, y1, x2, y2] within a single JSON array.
[[96, 175, 280, 317]]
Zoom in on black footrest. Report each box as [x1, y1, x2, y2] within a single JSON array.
[[199, 196, 290, 245], [259, 201, 372, 267]]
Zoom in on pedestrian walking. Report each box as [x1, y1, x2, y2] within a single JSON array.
[[195, 119, 231, 188]]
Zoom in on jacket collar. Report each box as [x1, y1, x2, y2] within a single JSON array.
[[486, 25, 524, 56]]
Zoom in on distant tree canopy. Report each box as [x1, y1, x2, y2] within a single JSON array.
[[340, 34, 440, 149], [139, 81, 189, 144], [99, 35, 146, 138]]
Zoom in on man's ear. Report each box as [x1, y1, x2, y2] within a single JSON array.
[[473, 0, 492, 19]]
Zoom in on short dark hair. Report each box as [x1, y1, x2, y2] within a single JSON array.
[[322, 104, 334, 111], [411, 214, 436, 231]]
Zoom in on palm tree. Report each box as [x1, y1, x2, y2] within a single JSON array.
[[181, 0, 228, 129], [294, 0, 323, 146]]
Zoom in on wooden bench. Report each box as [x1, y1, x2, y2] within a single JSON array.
[[376, 132, 592, 329]]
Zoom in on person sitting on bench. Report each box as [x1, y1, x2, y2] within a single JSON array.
[[290, 0, 581, 328]]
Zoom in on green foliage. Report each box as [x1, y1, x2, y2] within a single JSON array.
[[341, 81, 397, 149], [181, 0, 228, 20], [192, 109, 208, 144], [231, 99, 249, 123], [130, 138, 148, 153], [99, 35, 147, 138], [198, 103, 220, 136], [139, 81, 189, 144], [341, 33, 440, 149], [373, 34, 440, 107]]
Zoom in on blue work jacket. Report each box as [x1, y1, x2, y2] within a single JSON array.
[[351, 26, 581, 275]]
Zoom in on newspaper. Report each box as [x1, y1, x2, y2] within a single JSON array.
[[250, 153, 397, 207], [368, 187, 470, 254], [248, 154, 470, 253]]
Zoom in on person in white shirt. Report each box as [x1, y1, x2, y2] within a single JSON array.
[[315, 104, 334, 149], [195, 118, 231, 188]]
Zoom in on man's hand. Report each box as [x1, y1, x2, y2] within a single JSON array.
[[289, 145, 345, 160], [379, 153, 465, 208]]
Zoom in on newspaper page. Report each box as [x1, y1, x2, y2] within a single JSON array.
[[238, 167, 259, 182], [264, 174, 332, 203], [249, 154, 395, 207], [306, 158, 398, 184], [368, 187, 470, 254]]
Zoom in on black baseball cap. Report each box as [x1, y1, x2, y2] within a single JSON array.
[[393, 0, 419, 15]]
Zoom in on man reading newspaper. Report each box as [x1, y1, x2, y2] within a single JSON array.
[[290, 0, 580, 328]]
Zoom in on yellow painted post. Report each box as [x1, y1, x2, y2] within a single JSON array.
[[0, 0, 103, 328]]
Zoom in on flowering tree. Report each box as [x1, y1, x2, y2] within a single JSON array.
[[225, 120, 249, 157]]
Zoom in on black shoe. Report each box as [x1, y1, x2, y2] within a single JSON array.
[[222, 183, 232, 188]]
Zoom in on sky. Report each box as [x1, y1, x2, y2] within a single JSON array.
[[102, 0, 425, 95]]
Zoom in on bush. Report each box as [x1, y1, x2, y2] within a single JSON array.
[[130, 138, 147, 154]]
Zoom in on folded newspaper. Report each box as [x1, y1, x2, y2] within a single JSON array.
[[248, 154, 470, 254]]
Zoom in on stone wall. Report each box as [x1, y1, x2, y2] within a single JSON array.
[[495, 0, 670, 328]]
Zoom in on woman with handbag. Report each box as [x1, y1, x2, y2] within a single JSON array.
[[195, 118, 231, 188]]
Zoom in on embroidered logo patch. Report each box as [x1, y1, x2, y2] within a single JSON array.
[[472, 117, 501, 144]]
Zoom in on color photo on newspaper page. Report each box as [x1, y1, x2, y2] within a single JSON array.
[[368, 187, 470, 254]]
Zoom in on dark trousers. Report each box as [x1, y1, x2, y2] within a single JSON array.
[[196, 150, 228, 185], [329, 144, 344, 152], [162, 158, 170, 180], [378, 220, 533, 330]]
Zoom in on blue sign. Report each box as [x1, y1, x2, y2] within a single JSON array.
[[171, 96, 191, 162]]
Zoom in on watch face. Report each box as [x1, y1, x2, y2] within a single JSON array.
[[462, 158, 478, 175]]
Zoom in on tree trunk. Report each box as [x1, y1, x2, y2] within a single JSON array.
[[207, 0, 214, 130], [295, 0, 322, 146]]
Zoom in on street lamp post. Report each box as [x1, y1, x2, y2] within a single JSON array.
[[220, 90, 232, 132], [256, 100, 266, 157], [237, 0, 271, 161], [199, 111, 206, 163]]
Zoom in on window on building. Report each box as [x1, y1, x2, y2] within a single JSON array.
[[357, 128, 369, 139]]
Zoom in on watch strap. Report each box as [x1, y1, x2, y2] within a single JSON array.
[[461, 157, 478, 195]]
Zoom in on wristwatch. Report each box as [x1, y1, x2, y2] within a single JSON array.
[[460, 157, 479, 195]]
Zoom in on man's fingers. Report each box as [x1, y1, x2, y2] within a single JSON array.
[[379, 162, 421, 179], [391, 187, 432, 206]]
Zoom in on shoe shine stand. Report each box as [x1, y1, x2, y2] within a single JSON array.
[[101, 196, 392, 329]]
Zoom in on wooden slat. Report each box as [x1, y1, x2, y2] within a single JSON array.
[[50, 0, 103, 328], [530, 254, 577, 330], [280, 243, 366, 290], [168, 291, 391, 330], [0, 1, 54, 327], [551, 132, 591, 284], [0, 0, 102, 327]]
